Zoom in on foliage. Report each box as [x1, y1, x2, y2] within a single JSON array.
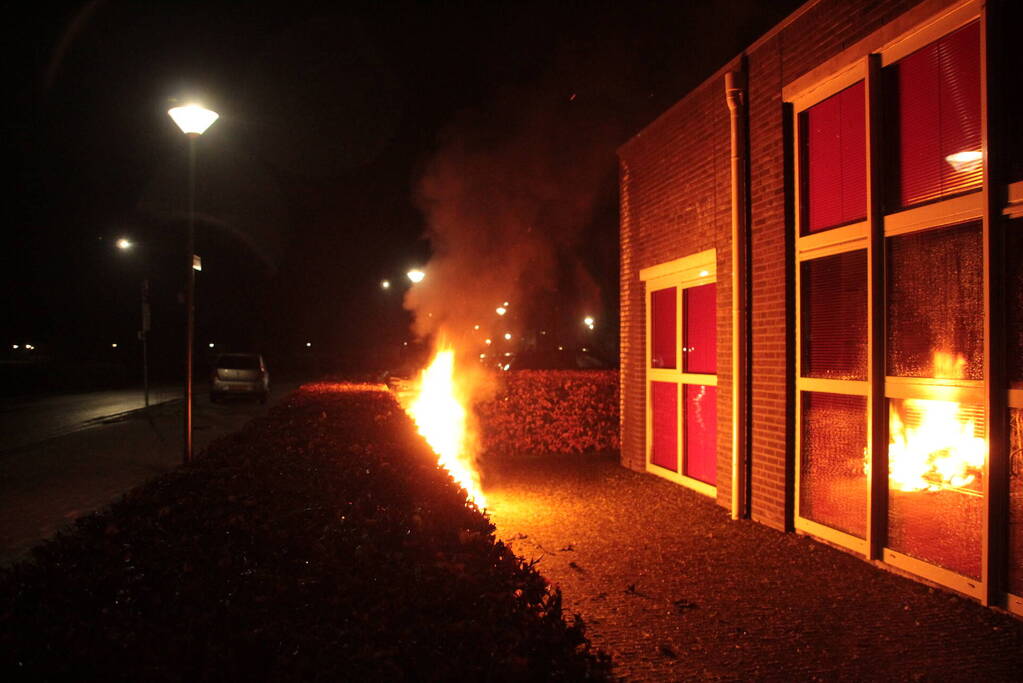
[[0, 383, 613, 681], [476, 371, 620, 456]]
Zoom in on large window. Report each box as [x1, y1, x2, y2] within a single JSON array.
[[884, 21, 982, 209], [791, 6, 994, 601], [641, 251, 717, 496]]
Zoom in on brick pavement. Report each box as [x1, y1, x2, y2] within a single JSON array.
[[485, 453, 1023, 681]]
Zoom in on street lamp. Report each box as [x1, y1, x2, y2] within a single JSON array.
[[114, 237, 153, 408], [407, 269, 425, 284], [168, 102, 218, 464]]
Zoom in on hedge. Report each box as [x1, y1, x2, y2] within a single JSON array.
[[476, 370, 620, 456], [0, 383, 612, 681]]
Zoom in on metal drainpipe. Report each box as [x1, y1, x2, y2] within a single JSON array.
[[725, 69, 749, 520]]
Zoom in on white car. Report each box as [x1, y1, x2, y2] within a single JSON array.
[[210, 353, 269, 404]]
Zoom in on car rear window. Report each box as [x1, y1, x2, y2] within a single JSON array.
[[217, 355, 260, 370]]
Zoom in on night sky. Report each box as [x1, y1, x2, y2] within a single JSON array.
[[4, 0, 803, 377]]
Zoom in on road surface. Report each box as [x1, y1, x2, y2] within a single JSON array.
[[0, 387, 181, 452], [0, 377, 309, 565]]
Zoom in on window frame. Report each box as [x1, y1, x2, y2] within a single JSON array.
[[641, 250, 717, 497], [787, 0, 1003, 605]]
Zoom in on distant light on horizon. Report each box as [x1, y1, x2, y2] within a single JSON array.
[[12, 344, 19, 350], [407, 269, 425, 283], [473, 324, 480, 330], [209, 343, 215, 348], [111, 343, 118, 348], [496, 306, 507, 316], [116, 237, 133, 250], [584, 315, 595, 330], [484, 338, 492, 345], [503, 332, 512, 341], [381, 279, 391, 290], [306, 342, 312, 347]]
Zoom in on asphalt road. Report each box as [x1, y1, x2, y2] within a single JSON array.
[[0, 376, 310, 566], [0, 386, 182, 452]]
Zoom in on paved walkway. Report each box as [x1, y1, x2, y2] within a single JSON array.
[[0, 379, 307, 566], [485, 453, 1023, 681]]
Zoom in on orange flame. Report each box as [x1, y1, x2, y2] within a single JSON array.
[[885, 351, 986, 493], [405, 342, 487, 509]]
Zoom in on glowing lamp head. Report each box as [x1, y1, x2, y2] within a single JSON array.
[[407, 269, 425, 284], [503, 332, 512, 341], [116, 237, 133, 250], [945, 150, 982, 172], [168, 104, 219, 136], [496, 306, 507, 316]]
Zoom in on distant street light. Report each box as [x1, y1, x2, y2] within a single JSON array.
[[584, 315, 595, 331], [381, 279, 391, 290], [115, 242, 153, 408], [168, 102, 218, 465], [407, 269, 425, 284], [495, 306, 507, 316]]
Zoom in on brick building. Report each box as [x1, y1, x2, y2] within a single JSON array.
[[618, 0, 1023, 613]]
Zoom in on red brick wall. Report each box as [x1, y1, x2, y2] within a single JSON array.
[[618, 70, 737, 508], [619, 0, 957, 529]]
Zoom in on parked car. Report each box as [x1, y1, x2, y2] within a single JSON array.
[[210, 353, 269, 404]]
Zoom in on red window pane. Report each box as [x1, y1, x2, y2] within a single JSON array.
[[886, 22, 981, 209], [650, 381, 678, 471], [800, 392, 867, 539], [651, 287, 676, 369], [804, 81, 866, 233], [684, 283, 716, 373], [684, 384, 716, 485], [801, 250, 867, 380]]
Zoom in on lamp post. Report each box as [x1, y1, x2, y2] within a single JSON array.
[[168, 103, 218, 464], [115, 237, 151, 408]]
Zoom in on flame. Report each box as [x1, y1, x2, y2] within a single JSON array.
[[883, 351, 987, 493], [405, 343, 487, 508]]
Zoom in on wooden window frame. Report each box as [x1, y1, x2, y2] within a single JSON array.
[[641, 250, 717, 498]]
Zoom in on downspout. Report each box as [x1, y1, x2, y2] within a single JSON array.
[[725, 69, 750, 520]]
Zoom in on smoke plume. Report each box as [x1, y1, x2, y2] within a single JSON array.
[[405, 79, 620, 355]]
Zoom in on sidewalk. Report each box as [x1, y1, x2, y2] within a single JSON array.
[[485, 453, 1023, 681], [0, 380, 307, 566]]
